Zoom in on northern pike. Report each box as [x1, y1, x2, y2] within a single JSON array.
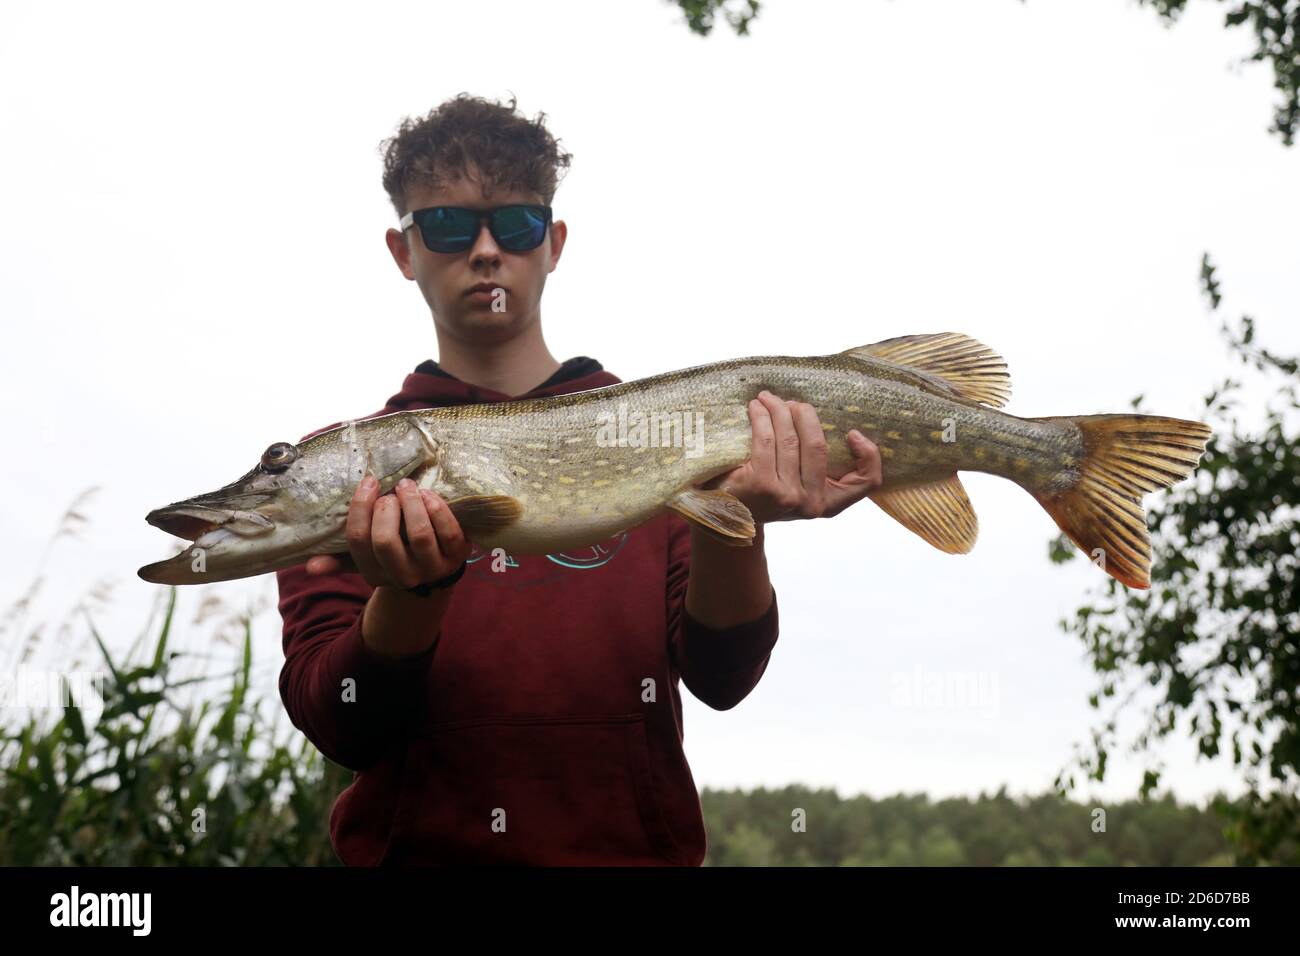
[[138, 333, 1212, 589]]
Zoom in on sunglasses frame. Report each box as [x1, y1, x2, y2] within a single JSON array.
[[399, 203, 553, 253]]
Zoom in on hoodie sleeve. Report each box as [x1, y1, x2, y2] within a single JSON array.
[[275, 562, 438, 771], [665, 512, 779, 710]]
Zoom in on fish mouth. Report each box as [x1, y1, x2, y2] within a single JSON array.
[[138, 494, 292, 585], [145, 496, 277, 541]]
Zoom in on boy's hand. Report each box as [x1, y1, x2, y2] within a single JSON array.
[[705, 390, 883, 525], [305, 476, 472, 589]]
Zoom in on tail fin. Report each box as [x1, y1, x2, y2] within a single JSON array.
[[1029, 414, 1212, 589]]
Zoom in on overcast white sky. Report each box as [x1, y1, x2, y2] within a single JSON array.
[[2, 0, 1297, 809]]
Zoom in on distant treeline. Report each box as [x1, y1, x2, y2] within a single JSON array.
[[700, 786, 1258, 866]]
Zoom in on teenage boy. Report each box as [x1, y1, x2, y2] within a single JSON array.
[[276, 94, 882, 865]]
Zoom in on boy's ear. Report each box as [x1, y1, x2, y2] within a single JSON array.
[[385, 227, 416, 280], [547, 219, 568, 272]]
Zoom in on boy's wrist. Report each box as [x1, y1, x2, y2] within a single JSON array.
[[404, 559, 468, 596]]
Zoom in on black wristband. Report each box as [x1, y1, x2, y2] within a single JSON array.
[[404, 560, 468, 597]]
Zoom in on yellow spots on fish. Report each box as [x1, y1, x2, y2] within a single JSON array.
[[576, 489, 587, 498], [843, 405, 861, 413], [525, 442, 548, 451], [477, 455, 491, 463], [539, 494, 552, 503], [879, 446, 895, 459], [614, 464, 626, 471], [564, 436, 583, 444], [466, 479, 484, 492], [547, 458, 561, 465], [929, 430, 945, 442], [898, 408, 915, 417], [862, 423, 878, 431], [531, 482, 543, 490], [886, 430, 902, 441], [512, 464, 529, 476], [631, 466, 644, 475], [479, 441, 501, 450], [1013, 457, 1030, 471], [537, 470, 549, 479], [558, 476, 576, 484], [661, 454, 678, 465], [1060, 453, 1077, 467], [593, 479, 611, 488], [633, 445, 648, 454], [974, 447, 987, 461], [822, 423, 836, 431], [594, 459, 609, 467]]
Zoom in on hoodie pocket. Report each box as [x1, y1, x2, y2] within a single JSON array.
[[381, 713, 684, 865]]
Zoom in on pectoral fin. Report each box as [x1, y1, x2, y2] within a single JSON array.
[[868, 473, 978, 554], [669, 488, 755, 546], [446, 495, 524, 537]]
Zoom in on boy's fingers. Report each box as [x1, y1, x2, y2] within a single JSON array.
[[396, 480, 444, 574], [305, 553, 358, 575], [371, 494, 420, 587], [344, 476, 387, 582], [423, 489, 471, 564], [758, 391, 799, 485], [745, 397, 776, 481], [788, 401, 828, 512], [823, 432, 883, 517]]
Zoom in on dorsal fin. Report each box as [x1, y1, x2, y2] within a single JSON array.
[[841, 332, 1012, 409]]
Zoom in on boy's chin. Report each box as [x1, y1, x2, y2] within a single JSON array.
[[443, 308, 529, 341]]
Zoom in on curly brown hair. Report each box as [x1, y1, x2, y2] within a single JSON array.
[[379, 93, 573, 218]]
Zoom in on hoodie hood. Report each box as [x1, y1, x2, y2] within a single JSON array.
[[394, 355, 616, 410]]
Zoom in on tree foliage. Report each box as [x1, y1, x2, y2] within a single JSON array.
[[1140, 0, 1300, 145], [1049, 254, 1300, 865], [671, 0, 1300, 145], [670, 0, 761, 36], [702, 786, 1240, 865]]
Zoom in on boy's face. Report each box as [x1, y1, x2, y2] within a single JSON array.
[[385, 169, 566, 345]]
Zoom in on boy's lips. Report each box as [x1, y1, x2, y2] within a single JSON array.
[[465, 282, 507, 296]]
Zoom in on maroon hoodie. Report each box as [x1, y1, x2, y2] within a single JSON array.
[[275, 356, 780, 865]]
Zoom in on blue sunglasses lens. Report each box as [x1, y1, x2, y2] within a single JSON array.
[[419, 208, 478, 252], [491, 206, 549, 250]]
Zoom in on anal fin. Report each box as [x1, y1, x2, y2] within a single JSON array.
[[868, 473, 979, 554]]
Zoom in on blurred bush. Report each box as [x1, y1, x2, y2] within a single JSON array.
[[0, 588, 347, 865]]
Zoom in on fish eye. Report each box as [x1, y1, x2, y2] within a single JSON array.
[[260, 441, 299, 473]]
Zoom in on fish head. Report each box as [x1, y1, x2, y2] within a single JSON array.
[[138, 414, 443, 584]]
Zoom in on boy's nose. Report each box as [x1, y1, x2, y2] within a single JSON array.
[[468, 221, 501, 264]]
